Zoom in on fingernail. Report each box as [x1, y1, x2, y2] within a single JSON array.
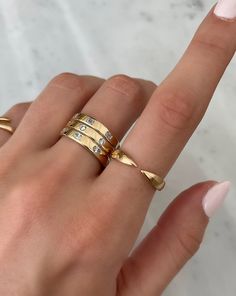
[[214, 0, 236, 21], [202, 181, 231, 218]]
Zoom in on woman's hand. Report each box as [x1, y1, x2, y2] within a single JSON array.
[[0, 6, 235, 296]]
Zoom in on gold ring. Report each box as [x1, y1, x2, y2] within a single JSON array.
[[61, 113, 166, 191], [111, 149, 165, 191], [67, 120, 115, 153], [72, 113, 120, 148], [0, 117, 14, 134], [62, 127, 109, 167]]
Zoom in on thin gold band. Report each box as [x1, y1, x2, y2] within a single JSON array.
[[0, 117, 14, 134], [72, 113, 120, 148], [111, 149, 165, 191]]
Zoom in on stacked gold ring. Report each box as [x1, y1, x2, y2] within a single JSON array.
[[0, 117, 14, 134], [61, 113, 119, 168], [67, 119, 115, 153], [72, 113, 119, 148], [62, 127, 109, 167], [61, 113, 165, 191]]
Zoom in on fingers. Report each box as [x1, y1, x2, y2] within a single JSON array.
[[10, 74, 104, 153], [0, 102, 31, 147], [55, 75, 157, 176], [117, 181, 230, 296]]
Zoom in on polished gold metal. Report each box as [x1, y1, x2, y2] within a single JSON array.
[[62, 127, 109, 167], [62, 113, 165, 190], [111, 149, 138, 168], [0, 117, 14, 134], [67, 120, 115, 153], [0, 117, 10, 122], [140, 170, 165, 191], [111, 149, 165, 191], [72, 113, 120, 148]]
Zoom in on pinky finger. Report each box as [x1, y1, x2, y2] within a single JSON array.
[[0, 102, 31, 147]]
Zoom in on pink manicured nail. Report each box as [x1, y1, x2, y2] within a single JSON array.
[[202, 181, 231, 218], [214, 0, 236, 21]]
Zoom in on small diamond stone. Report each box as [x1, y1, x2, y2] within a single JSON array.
[[99, 138, 106, 146], [105, 131, 112, 140], [80, 125, 87, 131], [74, 132, 82, 140], [86, 117, 95, 125], [93, 146, 101, 154]]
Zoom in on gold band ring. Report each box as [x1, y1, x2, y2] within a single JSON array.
[[111, 149, 165, 191], [72, 113, 120, 148], [0, 117, 14, 134], [67, 120, 115, 153], [61, 113, 166, 191], [62, 127, 109, 167]]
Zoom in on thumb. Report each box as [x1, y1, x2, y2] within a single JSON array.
[[117, 181, 230, 296]]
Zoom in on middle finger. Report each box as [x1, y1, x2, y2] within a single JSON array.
[[55, 75, 157, 176]]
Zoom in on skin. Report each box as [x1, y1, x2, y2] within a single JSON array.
[[0, 7, 235, 296]]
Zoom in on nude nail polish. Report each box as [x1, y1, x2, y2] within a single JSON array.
[[202, 181, 231, 218], [214, 0, 236, 21]]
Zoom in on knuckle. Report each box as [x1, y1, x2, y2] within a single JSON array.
[[146, 79, 157, 89], [61, 214, 109, 267], [192, 35, 230, 60], [9, 102, 30, 116], [5, 164, 71, 234], [64, 190, 121, 264], [156, 90, 195, 131], [162, 227, 203, 271], [117, 257, 145, 295], [49, 72, 84, 90], [175, 230, 202, 259], [117, 260, 133, 295], [35, 159, 73, 196], [107, 74, 142, 102], [6, 181, 43, 232]]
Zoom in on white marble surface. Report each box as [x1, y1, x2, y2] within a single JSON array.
[[0, 0, 235, 295]]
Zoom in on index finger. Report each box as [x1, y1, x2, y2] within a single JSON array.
[[96, 6, 236, 258], [110, 6, 236, 180]]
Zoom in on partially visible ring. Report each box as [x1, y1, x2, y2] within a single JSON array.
[[72, 113, 120, 148], [111, 149, 166, 191], [0, 117, 14, 134], [62, 127, 109, 167]]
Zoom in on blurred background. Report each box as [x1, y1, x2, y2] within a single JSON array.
[[0, 0, 235, 295]]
